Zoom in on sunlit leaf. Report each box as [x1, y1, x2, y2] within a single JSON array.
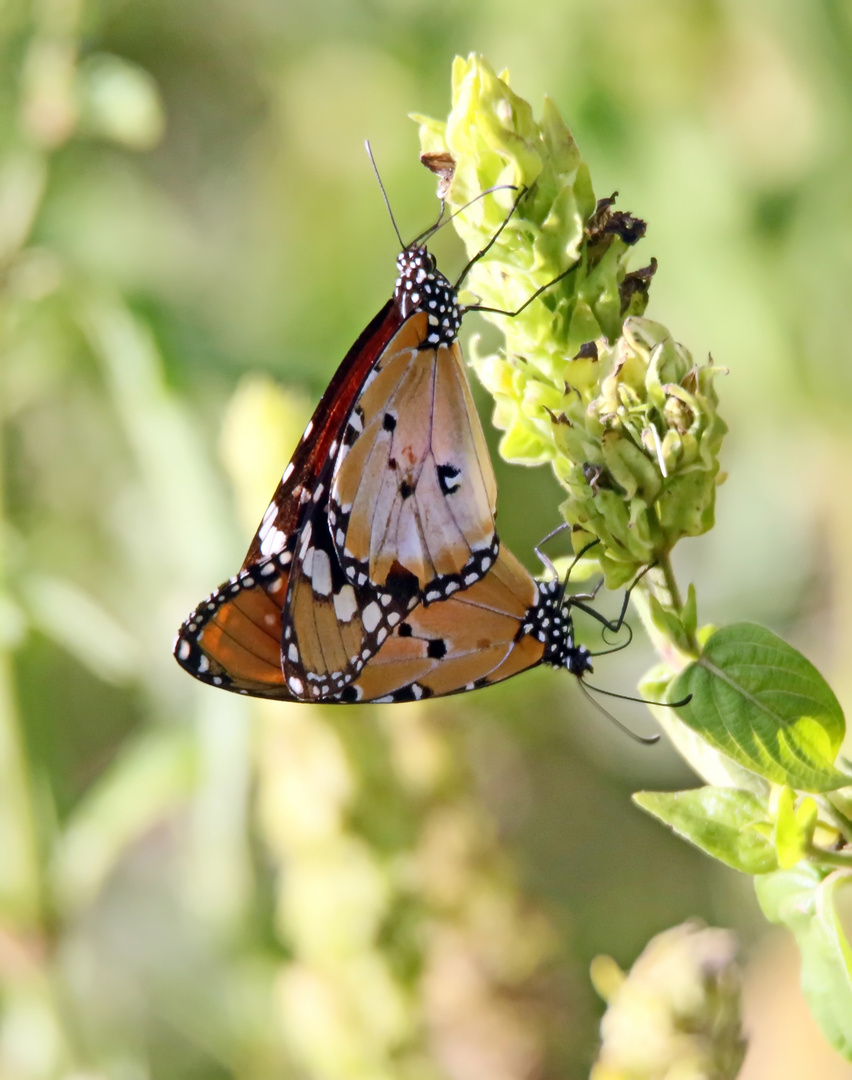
[[641, 662, 770, 795], [634, 787, 777, 874], [669, 623, 847, 792]]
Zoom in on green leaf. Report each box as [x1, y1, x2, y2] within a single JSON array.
[[640, 663, 770, 795], [669, 623, 847, 792], [756, 867, 852, 1060], [633, 787, 777, 874], [646, 594, 694, 657], [682, 583, 698, 641]]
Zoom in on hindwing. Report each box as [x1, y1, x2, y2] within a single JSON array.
[[279, 503, 417, 700], [174, 300, 402, 696], [173, 549, 295, 698], [330, 547, 549, 703]]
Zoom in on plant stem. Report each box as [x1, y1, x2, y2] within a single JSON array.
[[649, 549, 684, 618], [807, 845, 852, 870], [627, 546, 700, 674]]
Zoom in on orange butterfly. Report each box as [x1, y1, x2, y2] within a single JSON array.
[[174, 197, 581, 701], [176, 528, 608, 703]]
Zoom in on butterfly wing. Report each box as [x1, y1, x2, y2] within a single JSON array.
[[175, 248, 506, 701], [174, 301, 404, 697], [278, 500, 417, 700], [243, 300, 401, 567], [330, 310, 499, 603], [173, 550, 295, 697], [330, 546, 553, 703]]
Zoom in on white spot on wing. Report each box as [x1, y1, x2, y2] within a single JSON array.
[[333, 585, 358, 623], [362, 602, 381, 633], [310, 549, 332, 595], [178, 639, 191, 661], [260, 526, 287, 557]]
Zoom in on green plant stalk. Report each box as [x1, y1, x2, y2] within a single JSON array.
[[419, 52, 852, 1066], [637, 565, 698, 664], [804, 845, 852, 870]]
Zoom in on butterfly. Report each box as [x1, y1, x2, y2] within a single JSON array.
[[318, 543, 600, 703], [174, 186, 584, 702], [176, 516, 612, 703]]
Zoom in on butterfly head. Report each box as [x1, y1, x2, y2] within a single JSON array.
[[395, 246, 461, 346]]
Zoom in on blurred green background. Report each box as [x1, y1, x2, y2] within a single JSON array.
[[2, 0, 852, 1077]]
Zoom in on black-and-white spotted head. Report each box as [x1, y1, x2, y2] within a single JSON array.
[[521, 579, 594, 677], [394, 246, 461, 346]]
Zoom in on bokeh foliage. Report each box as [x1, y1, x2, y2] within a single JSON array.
[[2, 1, 852, 1078]]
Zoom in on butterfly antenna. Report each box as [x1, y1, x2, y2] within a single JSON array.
[[582, 679, 692, 711], [365, 140, 405, 249], [574, 678, 660, 747]]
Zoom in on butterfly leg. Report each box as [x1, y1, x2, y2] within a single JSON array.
[[534, 527, 599, 580], [570, 561, 656, 657], [465, 254, 582, 319], [454, 186, 529, 287]]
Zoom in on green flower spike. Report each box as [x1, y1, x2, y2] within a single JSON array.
[[415, 55, 727, 590], [589, 921, 746, 1080]]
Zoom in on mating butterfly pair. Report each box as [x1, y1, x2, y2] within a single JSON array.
[[173, 199, 607, 704]]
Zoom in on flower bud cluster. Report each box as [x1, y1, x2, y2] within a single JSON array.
[[416, 55, 726, 585]]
